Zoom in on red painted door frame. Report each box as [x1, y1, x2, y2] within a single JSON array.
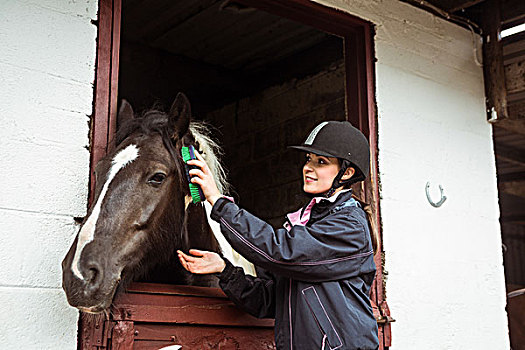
[[79, 0, 121, 348], [88, 0, 121, 206], [86, 0, 391, 348]]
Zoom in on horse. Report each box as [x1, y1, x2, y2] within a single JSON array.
[[61, 93, 253, 314]]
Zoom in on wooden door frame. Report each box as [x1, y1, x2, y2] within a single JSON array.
[[234, 0, 390, 347], [87, 0, 390, 348], [89, 0, 121, 205]]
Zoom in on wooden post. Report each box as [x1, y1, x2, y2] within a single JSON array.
[[482, 0, 508, 122], [89, 0, 122, 205]]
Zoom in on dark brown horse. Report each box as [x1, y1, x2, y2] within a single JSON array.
[[61, 93, 230, 314]]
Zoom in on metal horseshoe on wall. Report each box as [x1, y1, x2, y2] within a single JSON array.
[[425, 182, 447, 208]]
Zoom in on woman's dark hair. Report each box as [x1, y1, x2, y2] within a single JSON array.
[[351, 194, 379, 255], [340, 161, 378, 255]]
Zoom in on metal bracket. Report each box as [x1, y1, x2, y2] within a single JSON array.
[[425, 182, 447, 208]]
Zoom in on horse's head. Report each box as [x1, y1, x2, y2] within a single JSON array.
[[62, 93, 211, 313]]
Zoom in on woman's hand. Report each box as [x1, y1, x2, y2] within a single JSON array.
[[177, 249, 226, 274], [187, 151, 222, 206]]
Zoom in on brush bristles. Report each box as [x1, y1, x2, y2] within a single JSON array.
[[189, 183, 202, 203], [181, 147, 191, 162], [182, 146, 204, 203]]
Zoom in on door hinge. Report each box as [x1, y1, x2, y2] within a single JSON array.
[[377, 300, 395, 324]]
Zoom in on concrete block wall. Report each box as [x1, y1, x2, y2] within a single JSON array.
[[205, 60, 346, 227], [0, 0, 97, 348], [314, 0, 510, 348]]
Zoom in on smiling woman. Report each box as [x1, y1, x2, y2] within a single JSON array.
[[178, 120, 380, 350], [302, 153, 355, 195]]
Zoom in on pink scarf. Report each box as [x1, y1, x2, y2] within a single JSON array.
[[283, 190, 350, 231]]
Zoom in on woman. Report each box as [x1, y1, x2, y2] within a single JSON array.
[[178, 120, 379, 350]]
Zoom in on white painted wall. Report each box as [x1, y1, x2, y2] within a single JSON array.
[[0, 0, 97, 348], [317, 0, 510, 349]]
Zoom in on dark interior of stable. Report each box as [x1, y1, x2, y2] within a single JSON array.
[[119, 1, 525, 306], [119, 0, 346, 227]]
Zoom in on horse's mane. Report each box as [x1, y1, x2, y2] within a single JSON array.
[[188, 122, 229, 195], [114, 109, 230, 195]]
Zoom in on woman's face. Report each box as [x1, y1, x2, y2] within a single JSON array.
[[302, 153, 341, 194]]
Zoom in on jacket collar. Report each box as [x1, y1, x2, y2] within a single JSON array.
[[285, 190, 354, 229]]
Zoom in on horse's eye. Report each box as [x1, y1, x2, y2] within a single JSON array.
[[148, 172, 166, 186]]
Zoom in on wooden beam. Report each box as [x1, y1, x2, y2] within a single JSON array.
[[482, 0, 509, 122], [503, 33, 525, 64], [500, 180, 525, 197], [502, 0, 525, 24], [499, 171, 525, 182], [449, 0, 486, 13], [496, 145, 525, 166], [493, 118, 525, 136], [501, 214, 525, 224], [508, 99, 525, 121]]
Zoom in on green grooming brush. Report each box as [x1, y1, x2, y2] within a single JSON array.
[[181, 145, 205, 204]]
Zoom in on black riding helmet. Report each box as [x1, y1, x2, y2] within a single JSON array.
[[289, 121, 370, 196]]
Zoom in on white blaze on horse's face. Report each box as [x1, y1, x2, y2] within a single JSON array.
[[71, 144, 140, 280]]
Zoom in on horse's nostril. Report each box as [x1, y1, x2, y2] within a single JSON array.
[[134, 222, 148, 231], [85, 263, 103, 289], [87, 267, 98, 283]]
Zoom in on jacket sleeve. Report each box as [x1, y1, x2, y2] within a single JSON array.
[[218, 259, 276, 319], [210, 197, 374, 282]]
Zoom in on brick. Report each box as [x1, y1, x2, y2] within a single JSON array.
[[0, 287, 78, 349], [252, 187, 282, 220], [253, 126, 283, 160], [0, 138, 89, 216], [227, 135, 253, 170], [0, 1, 97, 83], [0, 210, 78, 288]]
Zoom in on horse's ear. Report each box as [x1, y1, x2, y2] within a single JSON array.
[[117, 99, 134, 129], [169, 92, 191, 140]]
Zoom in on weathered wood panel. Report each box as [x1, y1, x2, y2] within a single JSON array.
[[502, 224, 525, 285], [113, 298, 274, 327], [133, 324, 275, 349], [508, 292, 525, 350], [106, 283, 274, 349], [505, 60, 525, 94]]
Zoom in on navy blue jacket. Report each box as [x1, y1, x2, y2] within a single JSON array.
[[211, 190, 379, 350]]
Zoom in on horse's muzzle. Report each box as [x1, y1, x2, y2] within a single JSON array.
[[61, 244, 121, 313]]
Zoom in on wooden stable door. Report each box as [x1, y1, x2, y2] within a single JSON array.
[[80, 283, 274, 349], [83, 0, 392, 348]]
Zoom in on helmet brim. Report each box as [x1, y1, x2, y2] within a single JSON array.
[[288, 145, 339, 159]]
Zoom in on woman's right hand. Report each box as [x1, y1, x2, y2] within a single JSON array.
[[177, 249, 226, 274], [187, 151, 223, 206]]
